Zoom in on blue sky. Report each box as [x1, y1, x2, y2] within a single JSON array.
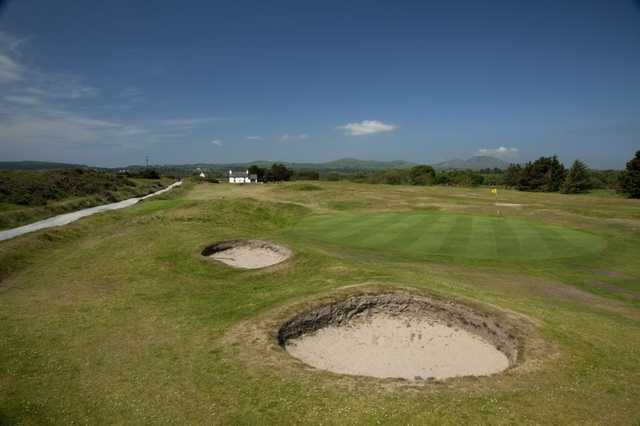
[[0, 0, 639, 168]]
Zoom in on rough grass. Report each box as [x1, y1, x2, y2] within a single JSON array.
[[0, 170, 172, 230], [0, 180, 639, 424]]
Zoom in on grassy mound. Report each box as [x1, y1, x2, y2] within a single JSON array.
[[283, 183, 324, 191]]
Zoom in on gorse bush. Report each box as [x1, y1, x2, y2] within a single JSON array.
[[0, 169, 145, 206]]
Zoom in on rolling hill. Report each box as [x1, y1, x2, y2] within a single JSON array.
[[432, 156, 510, 170]]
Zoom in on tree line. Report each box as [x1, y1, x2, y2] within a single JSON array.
[[235, 151, 640, 198], [503, 151, 640, 197]]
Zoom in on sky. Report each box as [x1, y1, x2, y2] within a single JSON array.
[[0, 0, 639, 168]]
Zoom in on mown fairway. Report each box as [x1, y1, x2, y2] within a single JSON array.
[[289, 211, 604, 260], [1, 181, 639, 424]]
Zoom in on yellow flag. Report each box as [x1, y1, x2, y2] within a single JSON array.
[[491, 188, 498, 194]]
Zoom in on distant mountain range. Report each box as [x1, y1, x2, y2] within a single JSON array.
[[163, 158, 418, 172], [431, 156, 511, 170], [0, 156, 511, 172]]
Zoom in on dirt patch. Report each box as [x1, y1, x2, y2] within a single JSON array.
[[495, 203, 524, 207], [202, 239, 292, 269], [278, 293, 518, 380]]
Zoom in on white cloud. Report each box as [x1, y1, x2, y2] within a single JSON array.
[[211, 139, 223, 146], [478, 146, 519, 159], [338, 120, 398, 136], [280, 133, 290, 141], [298, 133, 309, 139], [246, 135, 263, 140]]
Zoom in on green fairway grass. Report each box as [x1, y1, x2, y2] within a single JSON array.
[[0, 181, 639, 424], [288, 211, 605, 260]]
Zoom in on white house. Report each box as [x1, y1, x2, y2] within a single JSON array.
[[228, 170, 258, 184]]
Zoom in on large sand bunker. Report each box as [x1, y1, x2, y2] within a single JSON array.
[[278, 293, 518, 380], [202, 240, 292, 269]]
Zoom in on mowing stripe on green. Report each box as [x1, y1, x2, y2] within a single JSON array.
[[287, 211, 604, 261], [407, 214, 455, 254], [492, 218, 521, 258], [387, 213, 445, 252], [325, 213, 393, 244], [358, 213, 426, 247], [439, 215, 473, 257]]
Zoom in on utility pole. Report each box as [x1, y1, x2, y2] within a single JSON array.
[[145, 156, 149, 168]]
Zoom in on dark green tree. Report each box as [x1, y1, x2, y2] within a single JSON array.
[[561, 160, 592, 194], [266, 163, 291, 182], [619, 150, 640, 198], [517, 156, 566, 192], [503, 164, 522, 187], [248, 165, 266, 181], [408, 165, 436, 185]]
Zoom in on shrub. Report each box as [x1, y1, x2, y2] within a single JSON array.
[[408, 165, 436, 185]]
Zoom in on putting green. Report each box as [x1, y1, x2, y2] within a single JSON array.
[[288, 211, 605, 260]]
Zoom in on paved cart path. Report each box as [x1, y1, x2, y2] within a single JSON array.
[[0, 181, 182, 242]]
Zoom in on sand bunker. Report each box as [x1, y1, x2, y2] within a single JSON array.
[[278, 293, 517, 380], [202, 239, 292, 269]]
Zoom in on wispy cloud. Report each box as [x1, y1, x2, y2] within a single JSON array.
[[0, 30, 225, 158], [4, 95, 41, 105], [159, 117, 223, 128], [478, 146, 519, 159], [246, 135, 263, 140], [117, 87, 143, 102], [338, 120, 397, 136], [0, 53, 24, 82], [0, 31, 31, 54], [280, 133, 309, 142]]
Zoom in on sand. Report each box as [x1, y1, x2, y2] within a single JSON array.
[[206, 240, 291, 269], [494, 202, 524, 207], [285, 313, 510, 380]]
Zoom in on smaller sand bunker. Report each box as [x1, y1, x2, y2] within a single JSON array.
[[202, 240, 292, 269], [278, 293, 518, 380]]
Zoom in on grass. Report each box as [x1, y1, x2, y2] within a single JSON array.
[[0, 169, 172, 230], [0, 180, 639, 424], [287, 211, 604, 260]]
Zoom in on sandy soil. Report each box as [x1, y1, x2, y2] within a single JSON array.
[[209, 243, 290, 269], [495, 202, 524, 207], [285, 312, 510, 380]]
